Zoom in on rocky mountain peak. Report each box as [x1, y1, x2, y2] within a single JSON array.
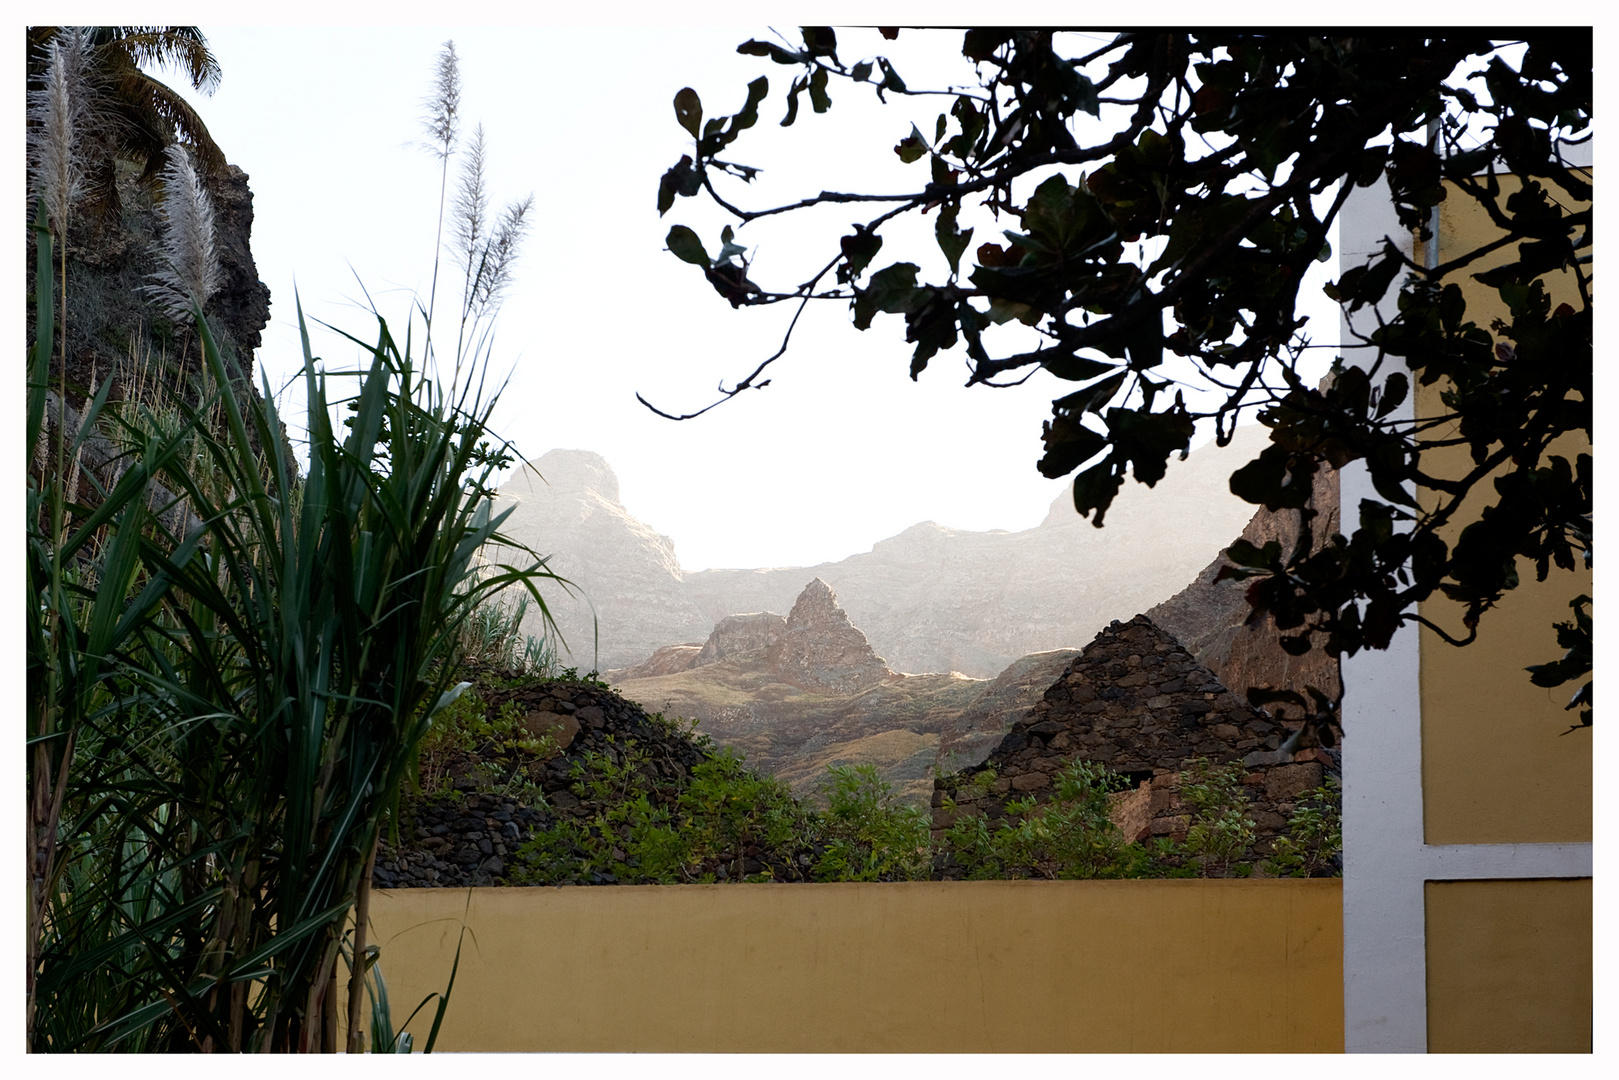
[[785, 578, 838, 625], [531, 448, 620, 503], [766, 579, 896, 695]]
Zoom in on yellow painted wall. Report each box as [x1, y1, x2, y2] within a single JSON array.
[[355, 879, 1342, 1053], [1415, 171, 1592, 844], [1425, 878, 1592, 1051]]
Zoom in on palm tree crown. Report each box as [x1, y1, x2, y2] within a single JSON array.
[[27, 25, 226, 181]]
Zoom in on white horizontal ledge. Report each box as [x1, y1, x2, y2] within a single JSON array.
[[1419, 842, 1592, 881]]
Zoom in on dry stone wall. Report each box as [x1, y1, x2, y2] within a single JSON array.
[[932, 615, 1335, 853]]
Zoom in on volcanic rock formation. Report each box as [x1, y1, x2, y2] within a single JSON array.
[[697, 612, 787, 667], [613, 582, 1066, 804], [34, 159, 270, 412]]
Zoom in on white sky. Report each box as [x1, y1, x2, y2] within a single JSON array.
[[33, 13, 1367, 571]]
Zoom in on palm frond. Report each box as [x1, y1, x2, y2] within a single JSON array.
[[97, 26, 222, 95]]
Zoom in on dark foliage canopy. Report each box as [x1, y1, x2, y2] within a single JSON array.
[[653, 30, 1592, 725]]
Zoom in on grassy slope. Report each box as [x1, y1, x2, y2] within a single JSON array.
[[615, 656, 1031, 805]]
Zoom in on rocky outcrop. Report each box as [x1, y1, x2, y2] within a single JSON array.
[[41, 159, 270, 411], [612, 586, 1068, 805], [932, 615, 1337, 859], [696, 612, 786, 666], [1148, 457, 1342, 721], [605, 611, 789, 682], [765, 579, 897, 695]]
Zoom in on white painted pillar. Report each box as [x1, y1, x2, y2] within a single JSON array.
[[1337, 144, 1594, 1052], [1336, 177, 1431, 1052]]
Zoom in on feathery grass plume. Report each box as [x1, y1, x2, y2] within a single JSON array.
[[470, 195, 533, 313], [142, 143, 221, 325], [27, 27, 92, 236], [447, 123, 534, 387], [421, 41, 461, 353], [451, 122, 490, 287], [421, 40, 460, 159]]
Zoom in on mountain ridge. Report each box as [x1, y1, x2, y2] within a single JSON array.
[[492, 426, 1271, 678]]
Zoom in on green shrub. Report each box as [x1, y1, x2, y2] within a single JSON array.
[[511, 742, 813, 885], [1180, 759, 1258, 877], [459, 592, 559, 677], [813, 764, 931, 882], [942, 760, 1144, 879], [411, 686, 558, 804], [1263, 776, 1343, 878], [25, 249, 562, 1049]]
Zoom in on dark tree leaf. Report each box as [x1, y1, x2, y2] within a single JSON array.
[[665, 225, 710, 268], [934, 203, 972, 276], [895, 124, 928, 163], [1071, 459, 1125, 526], [738, 39, 802, 65], [1038, 415, 1107, 479], [838, 228, 883, 284], [852, 262, 919, 330], [1105, 407, 1194, 487], [657, 156, 697, 216], [1053, 371, 1127, 417], [673, 87, 702, 138], [1040, 353, 1114, 382], [809, 66, 832, 113]]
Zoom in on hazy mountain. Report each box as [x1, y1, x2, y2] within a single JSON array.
[[490, 426, 1269, 678]]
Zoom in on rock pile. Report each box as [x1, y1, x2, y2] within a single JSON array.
[[374, 677, 718, 888], [932, 615, 1336, 857]]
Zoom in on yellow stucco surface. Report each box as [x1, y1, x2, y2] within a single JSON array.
[[356, 879, 1343, 1052], [1415, 172, 1592, 844], [1425, 878, 1592, 1052]]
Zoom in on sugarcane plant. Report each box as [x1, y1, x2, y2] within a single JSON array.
[[25, 200, 562, 1047]]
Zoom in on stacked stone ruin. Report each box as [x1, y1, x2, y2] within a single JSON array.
[[931, 614, 1335, 855]]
